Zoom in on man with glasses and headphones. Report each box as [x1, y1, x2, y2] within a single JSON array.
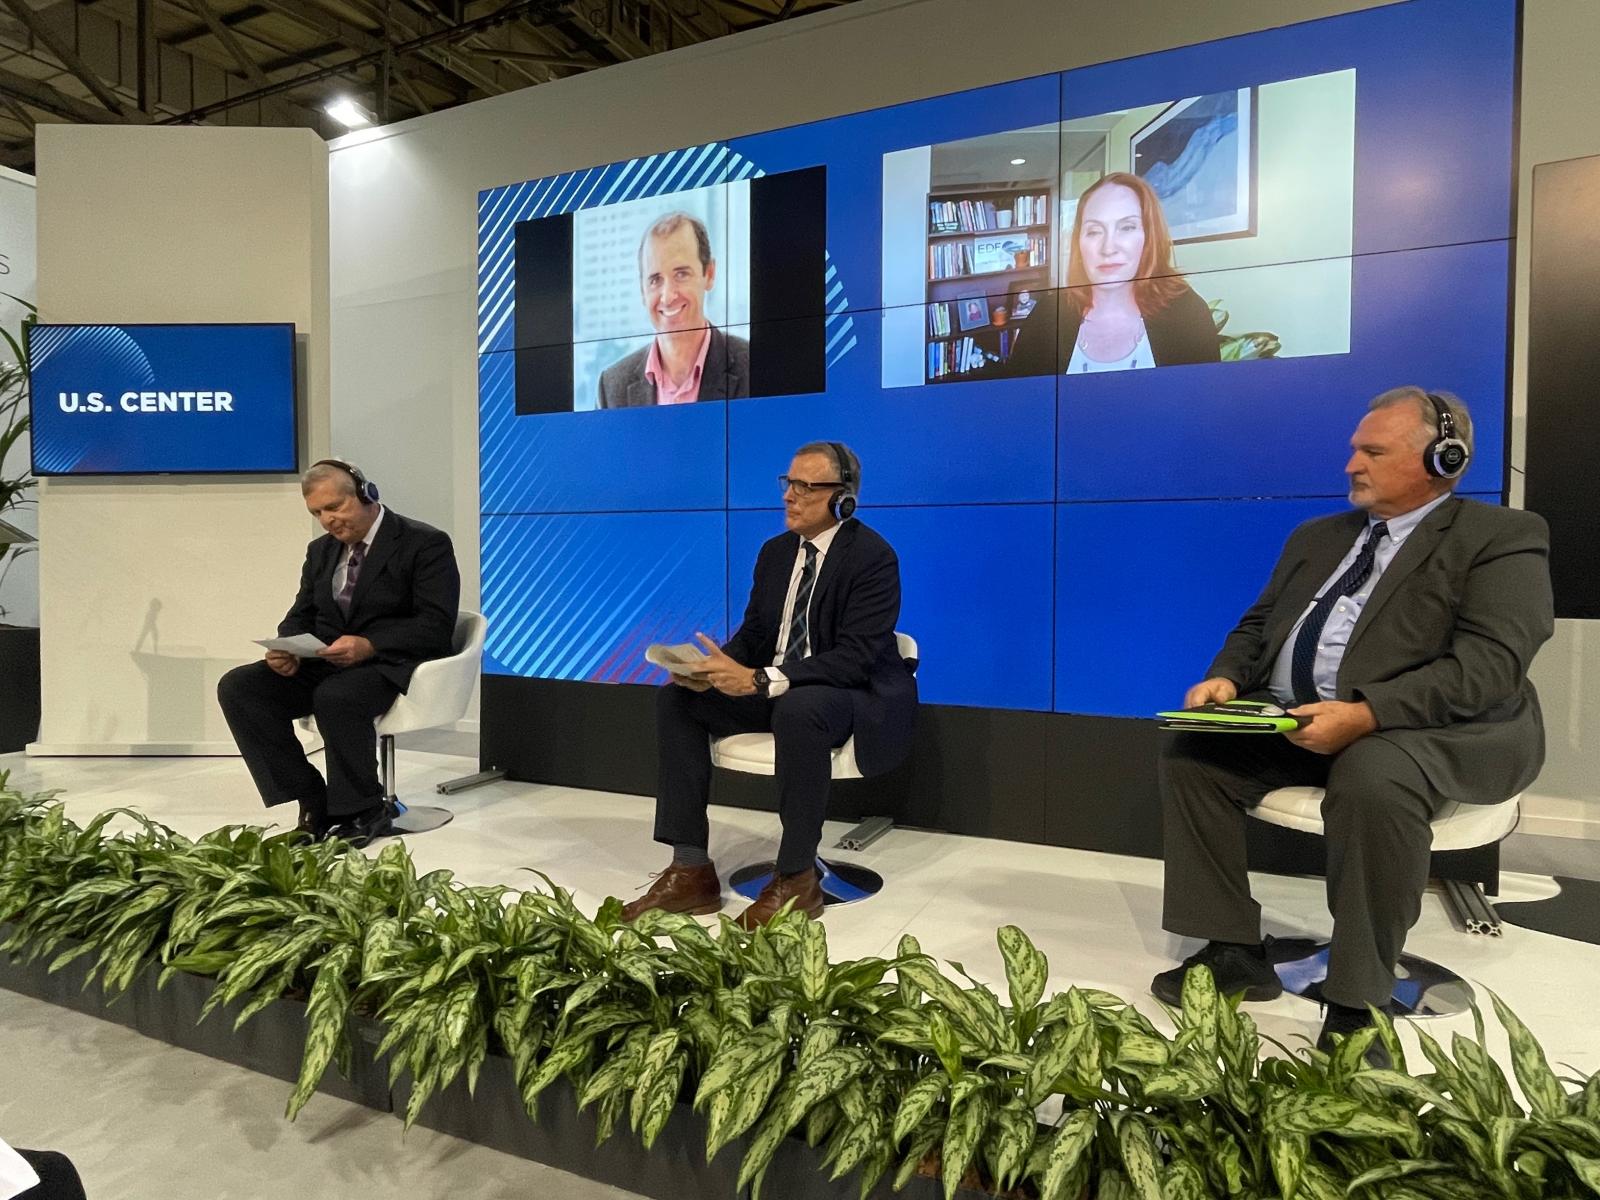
[[1151, 387, 1552, 1061], [623, 441, 917, 928], [217, 458, 460, 846]]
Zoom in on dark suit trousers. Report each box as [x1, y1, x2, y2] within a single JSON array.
[[15, 1150, 87, 1200], [217, 660, 399, 818], [1161, 729, 1448, 1009], [654, 682, 854, 875]]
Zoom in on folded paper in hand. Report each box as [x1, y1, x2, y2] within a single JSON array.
[[254, 633, 329, 657], [645, 642, 710, 678], [1155, 700, 1309, 734]]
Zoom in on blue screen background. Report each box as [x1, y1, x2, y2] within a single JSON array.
[[476, 0, 1516, 719]]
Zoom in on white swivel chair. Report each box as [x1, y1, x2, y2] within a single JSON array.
[[712, 632, 918, 906], [1250, 785, 1521, 1015], [301, 610, 486, 835]]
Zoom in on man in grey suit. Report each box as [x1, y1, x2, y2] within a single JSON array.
[[1152, 387, 1552, 1054], [598, 211, 750, 408]]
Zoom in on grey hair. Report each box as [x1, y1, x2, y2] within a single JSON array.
[[1369, 385, 1474, 468], [638, 211, 713, 277], [795, 441, 861, 493], [301, 461, 358, 497]]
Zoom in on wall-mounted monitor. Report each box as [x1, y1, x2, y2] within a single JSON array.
[[27, 322, 298, 476]]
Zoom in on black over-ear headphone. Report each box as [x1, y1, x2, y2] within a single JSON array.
[[313, 457, 381, 504], [827, 442, 858, 521], [1422, 393, 1470, 480]]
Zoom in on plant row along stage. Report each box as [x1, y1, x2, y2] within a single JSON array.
[[2, 774, 1599, 1200]]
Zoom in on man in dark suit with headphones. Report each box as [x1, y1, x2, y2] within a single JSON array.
[[622, 441, 917, 928], [217, 459, 461, 845], [1151, 388, 1552, 1057]]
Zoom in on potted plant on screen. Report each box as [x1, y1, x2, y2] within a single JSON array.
[[0, 295, 39, 752]]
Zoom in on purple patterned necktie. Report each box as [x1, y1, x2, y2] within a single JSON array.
[[336, 543, 365, 617]]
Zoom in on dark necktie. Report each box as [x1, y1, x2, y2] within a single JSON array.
[[782, 541, 819, 666], [336, 543, 365, 617], [1290, 521, 1388, 705]]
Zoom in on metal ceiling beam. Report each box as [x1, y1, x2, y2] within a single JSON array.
[[136, 0, 158, 113], [0, 61, 135, 122], [187, 0, 272, 86], [163, 0, 557, 121], [163, 3, 269, 51], [255, 0, 486, 97], [0, 0, 142, 118], [465, 46, 594, 67]]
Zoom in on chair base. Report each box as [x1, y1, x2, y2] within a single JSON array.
[[729, 859, 882, 907], [386, 800, 455, 835], [1266, 936, 1474, 1018]]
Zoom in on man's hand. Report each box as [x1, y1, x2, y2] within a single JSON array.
[[671, 672, 712, 692], [265, 649, 300, 677], [1285, 700, 1378, 755], [693, 632, 757, 697], [317, 635, 376, 668], [1183, 677, 1238, 709]]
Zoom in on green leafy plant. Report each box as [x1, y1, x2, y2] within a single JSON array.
[[1208, 298, 1282, 362], [3, 773, 1598, 1200], [0, 293, 37, 622]]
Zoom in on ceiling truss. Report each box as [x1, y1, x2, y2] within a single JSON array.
[[0, 0, 858, 169]]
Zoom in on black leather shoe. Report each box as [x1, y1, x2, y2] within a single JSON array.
[[325, 803, 395, 849], [295, 802, 331, 840], [1317, 1002, 1393, 1068], [1151, 941, 1283, 1006]]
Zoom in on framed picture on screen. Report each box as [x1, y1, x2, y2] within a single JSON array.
[[1130, 87, 1257, 243]]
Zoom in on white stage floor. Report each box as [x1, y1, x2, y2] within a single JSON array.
[[4, 740, 1597, 1105]]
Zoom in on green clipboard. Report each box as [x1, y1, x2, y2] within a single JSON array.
[[1155, 699, 1309, 733]]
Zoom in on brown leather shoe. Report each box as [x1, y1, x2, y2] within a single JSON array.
[[735, 867, 824, 930], [621, 863, 722, 921]]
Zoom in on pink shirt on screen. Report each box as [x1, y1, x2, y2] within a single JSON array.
[[644, 327, 712, 405]]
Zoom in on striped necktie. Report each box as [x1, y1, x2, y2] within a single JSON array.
[[781, 541, 819, 666], [1290, 521, 1388, 705], [336, 543, 365, 617]]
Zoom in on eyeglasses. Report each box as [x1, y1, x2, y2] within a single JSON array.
[[778, 475, 843, 497]]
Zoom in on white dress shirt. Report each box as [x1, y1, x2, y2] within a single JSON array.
[[1268, 492, 1451, 706], [332, 504, 385, 603], [763, 520, 843, 699], [0, 1138, 40, 1200]]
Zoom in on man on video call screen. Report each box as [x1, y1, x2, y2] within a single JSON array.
[[598, 211, 751, 407]]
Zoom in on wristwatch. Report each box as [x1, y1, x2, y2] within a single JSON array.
[[752, 668, 771, 697]]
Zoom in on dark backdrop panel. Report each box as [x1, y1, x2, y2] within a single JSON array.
[[1525, 154, 1600, 619]]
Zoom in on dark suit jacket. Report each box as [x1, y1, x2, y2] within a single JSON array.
[[1208, 497, 1553, 804], [1060, 283, 1221, 367], [279, 509, 461, 693], [598, 326, 750, 408], [722, 519, 918, 777]]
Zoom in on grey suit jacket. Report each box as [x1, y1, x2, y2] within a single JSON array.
[[1207, 497, 1553, 805], [597, 326, 750, 408]]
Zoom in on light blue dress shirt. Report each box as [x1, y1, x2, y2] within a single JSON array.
[[1267, 493, 1451, 706]]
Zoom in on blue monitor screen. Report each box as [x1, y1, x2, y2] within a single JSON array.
[[28, 323, 298, 476], [476, 0, 1516, 719]]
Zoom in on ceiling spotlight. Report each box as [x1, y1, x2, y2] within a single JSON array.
[[1010, 157, 1027, 165], [325, 96, 376, 129]]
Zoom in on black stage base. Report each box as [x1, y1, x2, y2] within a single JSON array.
[[481, 677, 1500, 889]]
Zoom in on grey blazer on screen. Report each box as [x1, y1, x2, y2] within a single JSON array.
[[1207, 496, 1553, 805], [597, 326, 750, 408]]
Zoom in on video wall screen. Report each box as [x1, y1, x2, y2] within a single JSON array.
[[477, 0, 1516, 717]]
